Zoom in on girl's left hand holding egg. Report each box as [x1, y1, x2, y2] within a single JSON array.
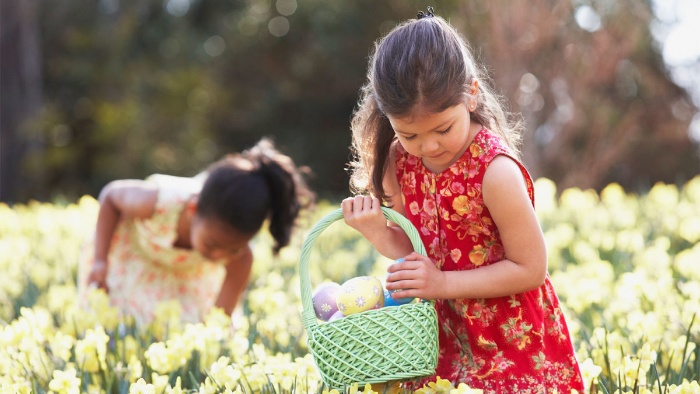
[[386, 252, 445, 300]]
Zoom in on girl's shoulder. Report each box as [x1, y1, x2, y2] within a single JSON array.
[[144, 174, 202, 213], [473, 128, 513, 158], [146, 174, 204, 191], [476, 129, 535, 204]]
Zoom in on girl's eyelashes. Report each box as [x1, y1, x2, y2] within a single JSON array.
[[438, 126, 452, 135], [398, 127, 451, 141]]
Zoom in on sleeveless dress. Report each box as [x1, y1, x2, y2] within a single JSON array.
[[77, 174, 227, 326], [395, 129, 584, 393]]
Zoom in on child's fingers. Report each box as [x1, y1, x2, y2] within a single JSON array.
[[368, 196, 381, 212], [387, 253, 427, 273], [352, 195, 376, 212], [404, 251, 425, 261], [341, 195, 380, 215], [386, 258, 420, 283], [341, 197, 354, 216], [389, 288, 415, 299], [386, 276, 414, 290]]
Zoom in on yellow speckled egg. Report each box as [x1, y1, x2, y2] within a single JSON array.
[[336, 276, 384, 315]]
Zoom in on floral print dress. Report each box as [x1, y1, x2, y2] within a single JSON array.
[[78, 174, 226, 326], [395, 129, 584, 393]]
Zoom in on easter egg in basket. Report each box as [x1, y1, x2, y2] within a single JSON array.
[[383, 288, 415, 307], [384, 258, 415, 306], [328, 310, 345, 321], [312, 282, 342, 321], [336, 276, 384, 315]]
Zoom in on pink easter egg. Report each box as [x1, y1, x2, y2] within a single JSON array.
[[312, 282, 341, 321]]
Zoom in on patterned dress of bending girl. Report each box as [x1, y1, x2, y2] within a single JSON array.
[[77, 174, 226, 326], [395, 128, 584, 393]]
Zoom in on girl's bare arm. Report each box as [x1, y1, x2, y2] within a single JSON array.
[[89, 180, 158, 289], [215, 246, 253, 316]]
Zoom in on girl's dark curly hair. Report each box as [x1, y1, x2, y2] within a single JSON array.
[[197, 138, 315, 254]]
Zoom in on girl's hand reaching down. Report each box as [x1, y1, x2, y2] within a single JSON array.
[[386, 252, 446, 300], [87, 259, 109, 293]]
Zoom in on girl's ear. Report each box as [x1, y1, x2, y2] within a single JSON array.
[[187, 195, 198, 214], [470, 78, 479, 95], [468, 79, 479, 111]]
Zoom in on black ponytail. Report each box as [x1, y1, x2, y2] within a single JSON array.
[[197, 138, 315, 254]]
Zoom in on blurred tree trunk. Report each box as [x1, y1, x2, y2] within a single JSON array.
[[0, 0, 44, 203]]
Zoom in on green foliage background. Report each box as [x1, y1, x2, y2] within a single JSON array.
[[2, 0, 699, 203]]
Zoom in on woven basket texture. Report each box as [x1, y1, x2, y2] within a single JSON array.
[[299, 208, 438, 388]]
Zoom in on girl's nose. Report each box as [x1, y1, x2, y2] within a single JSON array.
[[422, 139, 439, 154]]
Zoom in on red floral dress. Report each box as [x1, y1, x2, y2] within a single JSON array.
[[395, 129, 584, 393]]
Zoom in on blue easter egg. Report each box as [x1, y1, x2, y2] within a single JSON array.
[[383, 289, 414, 307], [383, 257, 414, 306]]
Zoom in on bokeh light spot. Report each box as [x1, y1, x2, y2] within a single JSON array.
[[276, 0, 297, 16], [165, 0, 190, 17], [268, 16, 289, 37], [575, 5, 602, 32], [204, 36, 226, 57], [51, 125, 72, 147]]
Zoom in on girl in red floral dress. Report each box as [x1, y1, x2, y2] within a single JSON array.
[[342, 9, 584, 393]]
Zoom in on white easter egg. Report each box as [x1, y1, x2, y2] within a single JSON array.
[[312, 282, 341, 321], [336, 276, 384, 315], [328, 310, 345, 321]]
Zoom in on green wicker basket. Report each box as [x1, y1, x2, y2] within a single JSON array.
[[299, 207, 438, 389]]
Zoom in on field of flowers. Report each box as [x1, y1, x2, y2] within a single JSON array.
[[1, 177, 699, 394]]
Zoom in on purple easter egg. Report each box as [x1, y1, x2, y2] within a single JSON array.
[[328, 310, 345, 321], [312, 282, 341, 321]]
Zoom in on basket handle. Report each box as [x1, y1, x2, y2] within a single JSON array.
[[299, 207, 429, 330]]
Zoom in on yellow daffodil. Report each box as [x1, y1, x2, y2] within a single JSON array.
[[48, 369, 81, 394], [165, 377, 185, 394], [74, 325, 109, 373], [129, 378, 155, 394], [416, 377, 456, 394], [451, 382, 483, 394]]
